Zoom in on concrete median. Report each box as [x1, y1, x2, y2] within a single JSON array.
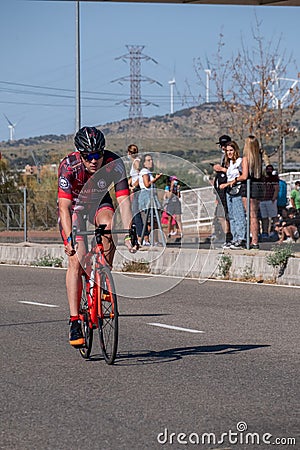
[[0, 242, 299, 287]]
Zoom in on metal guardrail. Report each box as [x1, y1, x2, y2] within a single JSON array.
[[180, 186, 215, 233], [278, 172, 300, 196], [0, 188, 57, 236], [0, 203, 23, 230]]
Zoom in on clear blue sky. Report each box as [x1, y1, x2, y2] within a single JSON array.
[[0, 0, 299, 142]]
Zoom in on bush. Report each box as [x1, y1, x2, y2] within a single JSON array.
[[266, 243, 295, 278], [34, 254, 64, 267], [217, 254, 232, 279]]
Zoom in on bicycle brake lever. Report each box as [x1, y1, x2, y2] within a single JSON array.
[[71, 226, 77, 249], [129, 224, 139, 248]]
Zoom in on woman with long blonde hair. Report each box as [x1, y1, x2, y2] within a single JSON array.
[[242, 136, 262, 180], [232, 135, 263, 249]]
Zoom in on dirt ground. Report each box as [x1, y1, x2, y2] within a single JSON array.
[[0, 227, 206, 245]]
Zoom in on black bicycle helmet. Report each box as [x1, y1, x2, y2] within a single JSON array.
[[74, 126, 105, 153]]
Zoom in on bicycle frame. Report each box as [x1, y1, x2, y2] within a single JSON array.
[[83, 246, 103, 329], [72, 223, 137, 363], [74, 225, 110, 327], [73, 223, 137, 329]]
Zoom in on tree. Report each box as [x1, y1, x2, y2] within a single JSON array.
[[194, 15, 300, 172], [0, 158, 23, 200], [0, 158, 23, 229], [23, 166, 58, 228]]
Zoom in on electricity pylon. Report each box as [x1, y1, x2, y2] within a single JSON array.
[[112, 45, 162, 119]]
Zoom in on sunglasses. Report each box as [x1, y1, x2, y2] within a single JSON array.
[[81, 151, 103, 162]]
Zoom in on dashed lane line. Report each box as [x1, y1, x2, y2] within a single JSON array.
[[147, 322, 204, 333], [18, 301, 59, 308]]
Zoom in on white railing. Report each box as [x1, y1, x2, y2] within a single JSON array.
[[180, 186, 215, 233], [180, 172, 300, 234], [278, 172, 300, 197]]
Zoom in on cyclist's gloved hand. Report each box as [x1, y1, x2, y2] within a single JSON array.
[[64, 233, 76, 256], [124, 235, 138, 253]]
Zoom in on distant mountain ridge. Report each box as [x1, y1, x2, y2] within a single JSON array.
[[1, 103, 300, 170], [0, 103, 221, 146]]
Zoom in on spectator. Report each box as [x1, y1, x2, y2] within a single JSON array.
[[290, 180, 300, 214], [162, 185, 176, 234], [127, 144, 143, 245], [165, 176, 183, 241], [277, 177, 288, 216], [275, 207, 300, 244], [212, 134, 233, 247], [233, 135, 263, 249], [219, 141, 246, 249], [259, 165, 279, 239], [138, 154, 163, 245]]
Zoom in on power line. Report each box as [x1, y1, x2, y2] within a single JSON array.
[[0, 80, 126, 97], [0, 79, 179, 102], [0, 79, 195, 113]]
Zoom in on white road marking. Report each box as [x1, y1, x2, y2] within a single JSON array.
[[148, 322, 204, 333], [18, 301, 59, 308]]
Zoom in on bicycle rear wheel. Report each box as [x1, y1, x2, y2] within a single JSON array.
[[97, 266, 119, 365], [79, 275, 93, 359]]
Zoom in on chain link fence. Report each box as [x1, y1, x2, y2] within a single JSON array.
[[0, 188, 58, 243]]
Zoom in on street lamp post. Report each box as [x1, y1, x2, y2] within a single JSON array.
[[75, 0, 81, 131]]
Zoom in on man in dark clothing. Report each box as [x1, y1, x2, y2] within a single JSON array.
[[212, 135, 233, 247], [259, 164, 279, 238]]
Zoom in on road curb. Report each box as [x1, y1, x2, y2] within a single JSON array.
[[0, 242, 299, 286]]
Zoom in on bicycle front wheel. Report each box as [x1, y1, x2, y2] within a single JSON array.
[[96, 266, 119, 365], [79, 275, 93, 359]]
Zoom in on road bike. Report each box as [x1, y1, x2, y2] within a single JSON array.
[[72, 224, 137, 365]]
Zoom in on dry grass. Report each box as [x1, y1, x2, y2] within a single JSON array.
[[121, 259, 151, 273]]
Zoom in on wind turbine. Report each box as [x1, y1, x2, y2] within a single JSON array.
[[168, 78, 176, 114], [271, 77, 299, 168], [254, 69, 300, 170], [3, 114, 17, 141], [204, 56, 211, 103], [270, 58, 282, 108]]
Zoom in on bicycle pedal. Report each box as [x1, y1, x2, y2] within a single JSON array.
[[102, 293, 111, 301], [103, 313, 115, 319], [71, 340, 86, 349]]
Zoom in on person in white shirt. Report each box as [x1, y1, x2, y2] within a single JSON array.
[[127, 144, 143, 245], [219, 141, 246, 249], [138, 153, 163, 245]]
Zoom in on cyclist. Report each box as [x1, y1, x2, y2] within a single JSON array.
[[58, 126, 137, 348]]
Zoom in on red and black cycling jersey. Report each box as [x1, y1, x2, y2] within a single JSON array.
[[58, 150, 129, 211]]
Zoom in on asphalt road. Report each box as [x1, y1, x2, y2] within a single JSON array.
[[0, 265, 299, 450]]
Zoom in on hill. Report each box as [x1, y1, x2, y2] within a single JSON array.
[[1, 103, 300, 172]]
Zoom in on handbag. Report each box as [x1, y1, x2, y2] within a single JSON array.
[[227, 182, 242, 196]]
